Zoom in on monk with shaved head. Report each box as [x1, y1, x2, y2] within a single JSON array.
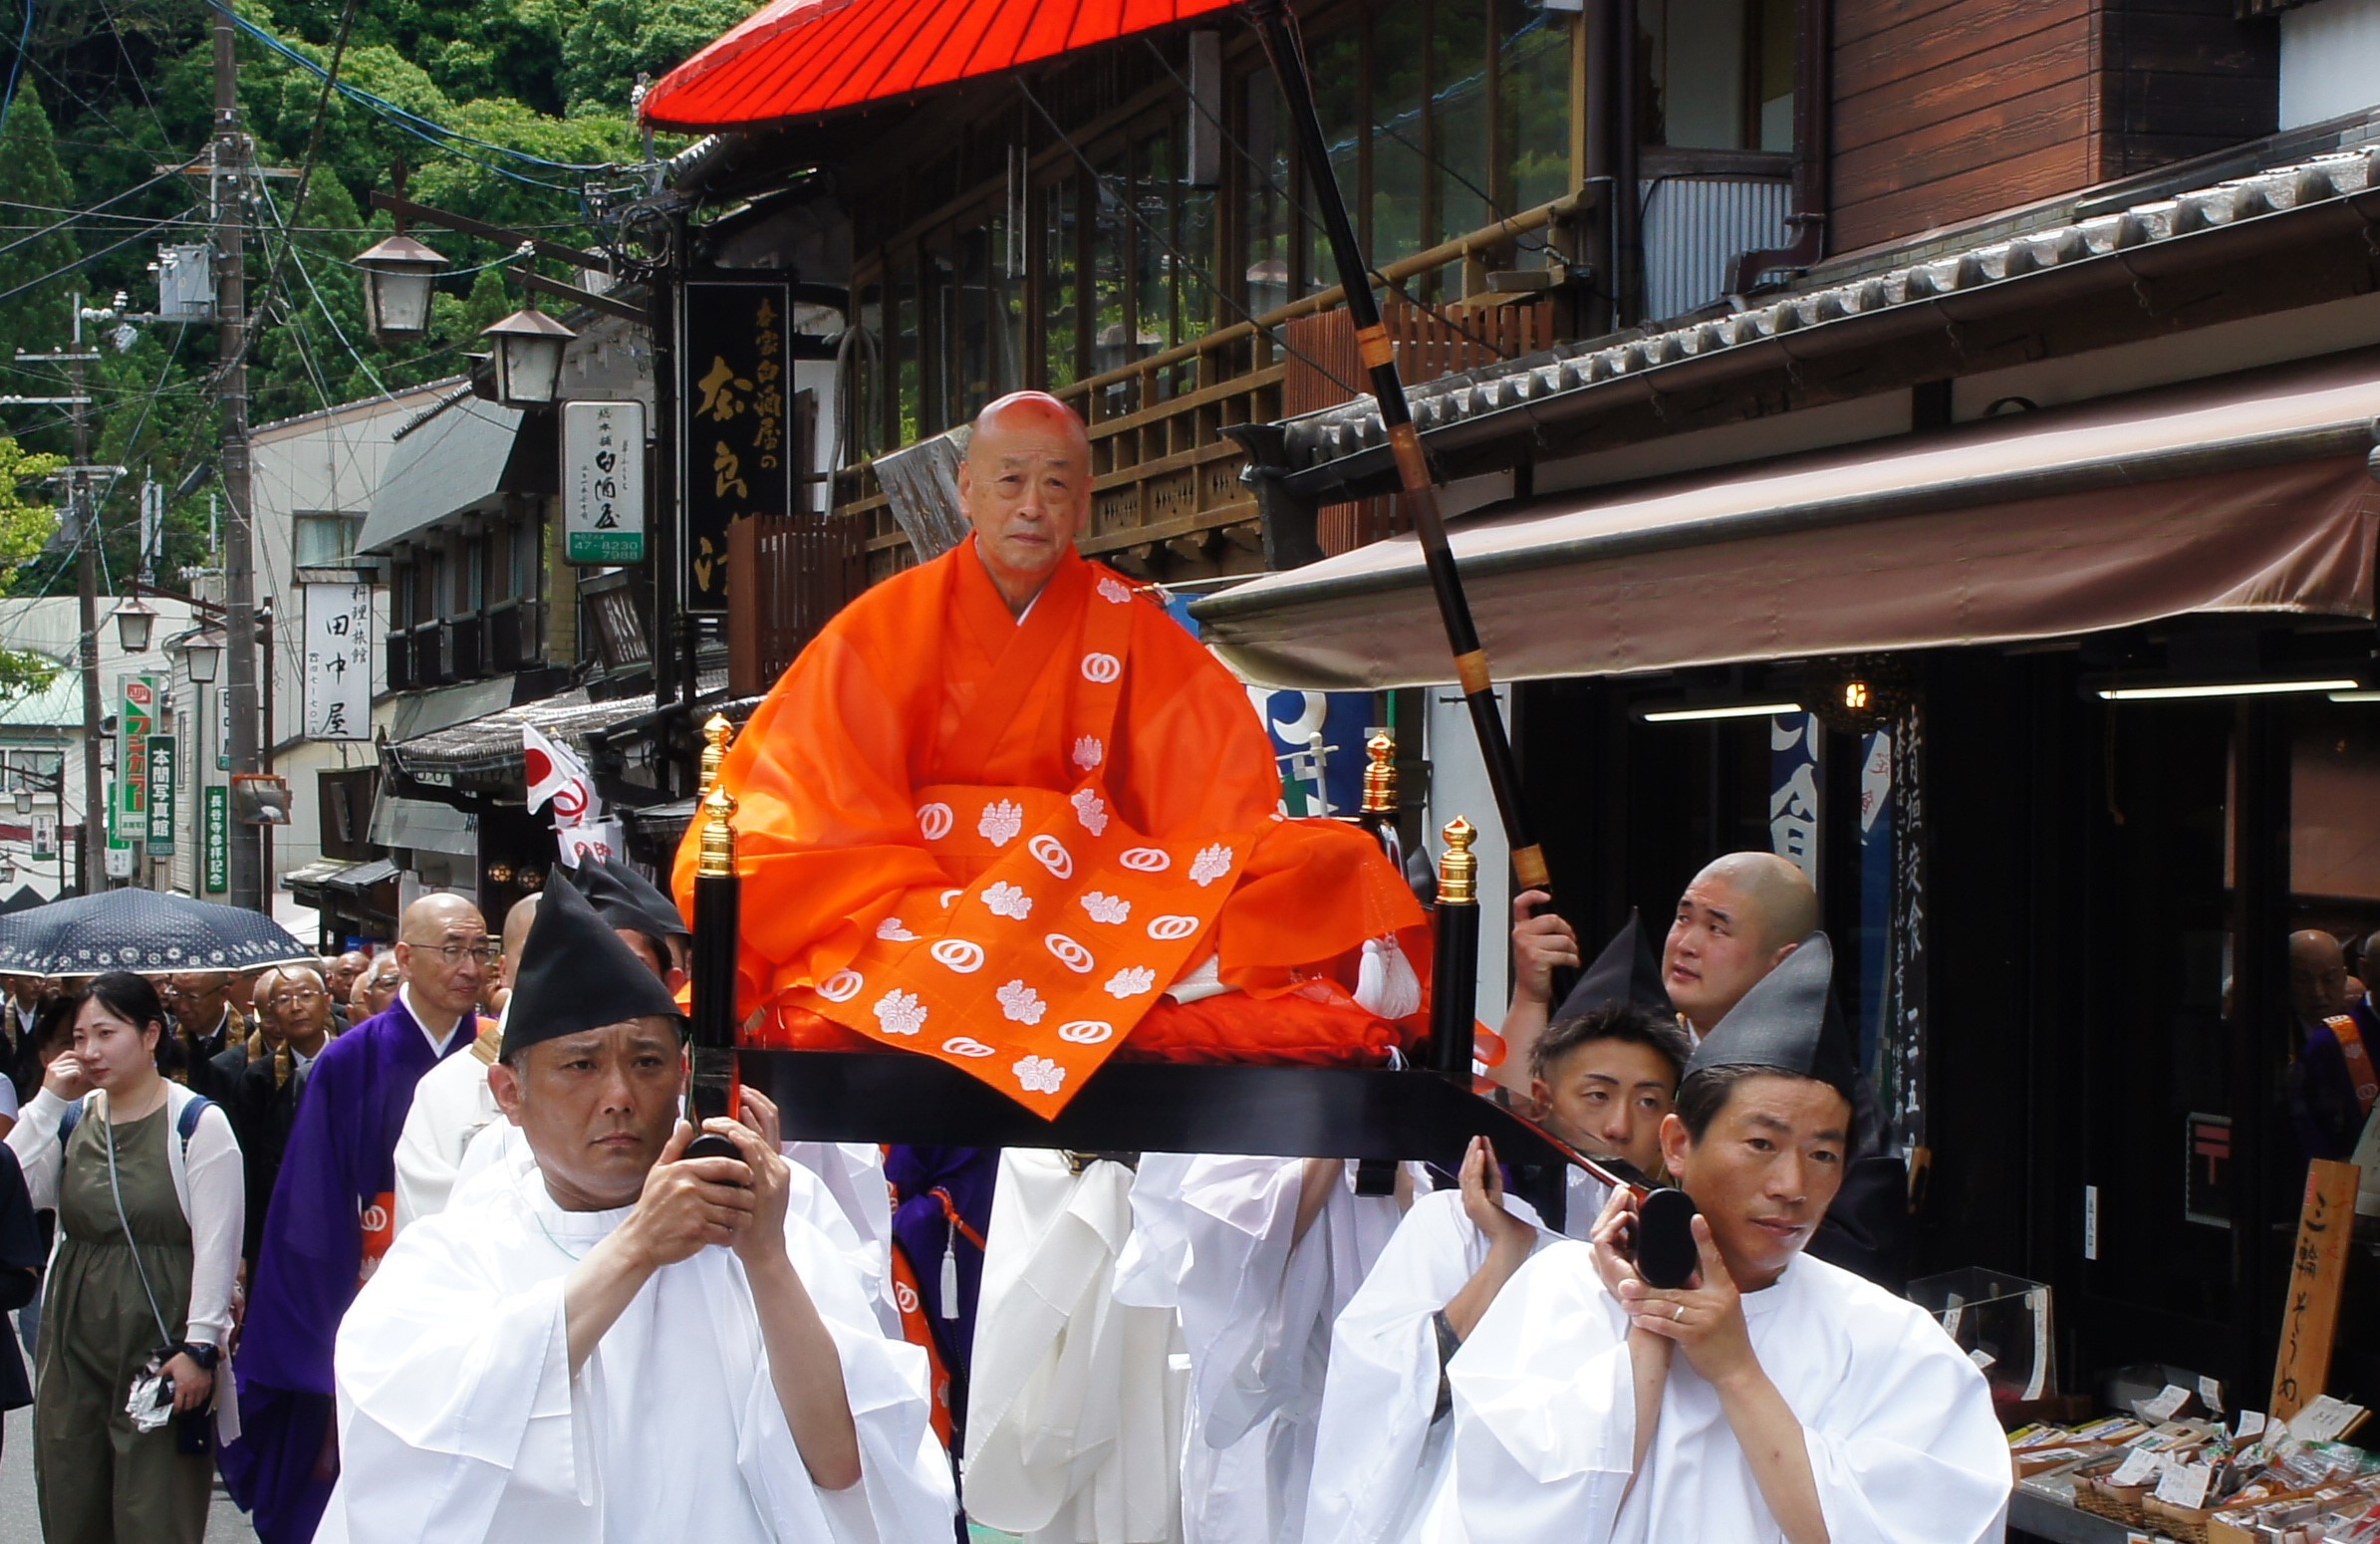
[[678, 390, 1427, 1527], [221, 893, 495, 1544]]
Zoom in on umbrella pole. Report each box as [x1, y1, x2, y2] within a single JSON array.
[[1240, 0, 1552, 901]]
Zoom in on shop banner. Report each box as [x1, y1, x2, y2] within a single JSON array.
[[678, 277, 792, 616], [118, 673, 159, 827], [144, 734, 174, 851], [303, 582, 373, 741], [31, 813, 55, 859], [562, 400, 647, 563], [203, 786, 228, 894]]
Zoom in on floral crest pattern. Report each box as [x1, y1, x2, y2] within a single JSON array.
[[1097, 576, 1134, 605], [874, 990, 927, 1037], [1189, 843, 1234, 888], [996, 979, 1047, 1025], [876, 917, 917, 941], [1080, 891, 1131, 925], [1105, 965, 1157, 999], [978, 799, 1025, 847], [983, 882, 1033, 920], [1013, 1055, 1067, 1096], [1071, 789, 1110, 837]]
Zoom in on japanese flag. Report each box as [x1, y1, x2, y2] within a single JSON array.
[[524, 724, 599, 826]]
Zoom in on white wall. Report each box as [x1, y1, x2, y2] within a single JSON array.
[[2281, 0, 2380, 129]]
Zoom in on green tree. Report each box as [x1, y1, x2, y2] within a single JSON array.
[[0, 435, 68, 699], [0, 82, 86, 386]]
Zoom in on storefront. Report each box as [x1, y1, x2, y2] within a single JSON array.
[[1192, 346, 2380, 1447]]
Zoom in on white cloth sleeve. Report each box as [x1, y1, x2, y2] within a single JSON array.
[[4, 1086, 70, 1212], [181, 1100, 245, 1349], [1174, 1156, 1324, 1448], [1802, 1308, 2012, 1544], [392, 1075, 463, 1235], [1449, 1243, 1640, 1544]]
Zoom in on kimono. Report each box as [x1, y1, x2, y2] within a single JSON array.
[[1304, 1174, 1603, 1544], [218, 992, 471, 1543], [672, 536, 1421, 1114], [1448, 1243, 2010, 1544], [316, 1157, 955, 1544]]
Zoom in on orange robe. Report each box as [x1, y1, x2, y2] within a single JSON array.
[[673, 537, 1423, 1114]]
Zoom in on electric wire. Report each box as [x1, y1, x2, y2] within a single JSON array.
[[0, 0, 35, 150]]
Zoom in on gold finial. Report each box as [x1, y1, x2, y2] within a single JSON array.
[[697, 714, 734, 800], [1361, 730, 1397, 815], [696, 785, 739, 879], [1438, 817, 1477, 905]]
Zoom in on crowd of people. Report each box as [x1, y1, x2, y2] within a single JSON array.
[[0, 386, 2016, 1544]]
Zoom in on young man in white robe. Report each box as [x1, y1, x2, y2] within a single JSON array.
[[317, 875, 953, 1544], [1448, 934, 2009, 1544], [1306, 915, 1693, 1544]]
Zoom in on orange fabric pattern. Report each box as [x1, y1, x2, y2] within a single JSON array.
[[673, 537, 1424, 1113]]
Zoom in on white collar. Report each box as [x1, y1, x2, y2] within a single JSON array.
[[399, 984, 464, 1057]]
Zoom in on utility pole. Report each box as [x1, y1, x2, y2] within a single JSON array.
[[214, 7, 262, 914], [71, 309, 101, 895]]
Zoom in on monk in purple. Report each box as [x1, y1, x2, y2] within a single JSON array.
[[220, 894, 490, 1543]]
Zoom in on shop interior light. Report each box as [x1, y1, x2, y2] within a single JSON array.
[[1639, 701, 1804, 723], [2328, 689, 2380, 702], [2096, 678, 2359, 701]]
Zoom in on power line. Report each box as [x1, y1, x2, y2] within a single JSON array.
[[0, 206, 198, 304], [0, 0, 35, 151]]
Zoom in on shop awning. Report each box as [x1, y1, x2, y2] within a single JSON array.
[[1190, 351, 2380, 689], [371, 795, 476, 858], [356, 394, 524, 559], [641, 0, 1238, 132], [384, 689, 655, 801]]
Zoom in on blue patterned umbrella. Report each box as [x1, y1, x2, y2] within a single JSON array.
[[0, 889, 315, 977]]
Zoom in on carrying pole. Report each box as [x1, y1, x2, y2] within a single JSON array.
[[1241, 0, 1551, 899]]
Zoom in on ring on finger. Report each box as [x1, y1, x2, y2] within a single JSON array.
[[1673, 1303, 1686, 1323]]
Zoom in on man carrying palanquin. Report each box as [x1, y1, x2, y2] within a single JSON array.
[[674, 389, 1424, 1112]]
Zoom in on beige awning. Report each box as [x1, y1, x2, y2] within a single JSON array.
[[1192, 351, 2380, 689]]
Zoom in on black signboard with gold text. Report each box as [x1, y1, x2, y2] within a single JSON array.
[[678, 277, 793, 615]]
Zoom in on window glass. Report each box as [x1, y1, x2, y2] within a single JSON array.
[[1432, 0, 1491, 251], [1303, 24, 1364, 296], [957, 224, 994, 419], [1375, 0, 1434, 265], [1757, 0, 1795, 151], [1497, 0, 1573, 214], [1241, 69, 1291, 318], [292, 512, 358, 566], [1178, 134, 1216, 345], [1042, 176, 1081, 389], [1091, 145, 1134, 379], [1136, 129, 1178, 358], [987, 209, 1025, 398], [1641, 0, 1749, 148], [892, 257, 922, 444]]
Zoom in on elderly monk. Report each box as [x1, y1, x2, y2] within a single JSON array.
[[678, 390, 1421, 1112]]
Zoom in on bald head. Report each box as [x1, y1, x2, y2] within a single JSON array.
[[960, 390, 1092, 615], [396, 893, 490, 1028], [2289, 929, 2351, 1023], [501, 894, 541, 990], [1663, 853, 1821, 1031]]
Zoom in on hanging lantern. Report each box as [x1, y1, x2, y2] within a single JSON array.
[[480, 303, 577, 406], [114, 598, 157, 653], [355, 232, 450, 343]]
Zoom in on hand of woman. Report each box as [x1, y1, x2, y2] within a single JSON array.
[[161, 1351, 213, 1414], [40, 1049, 89, 1103]]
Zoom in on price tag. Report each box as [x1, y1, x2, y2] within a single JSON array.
[[2286, 1395, 2366, 1442], [2153, 1460, 2212, 1511], [2234, 1411, 2265, 1443], [2136, 1384, 2194, 1422], [2109, 1448, 2164, 1487], [2198, 1376, 2226, 1417]]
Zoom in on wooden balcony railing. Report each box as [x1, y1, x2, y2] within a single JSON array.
[[834, 190, 1591, 585], [728, 510, 868, 696]]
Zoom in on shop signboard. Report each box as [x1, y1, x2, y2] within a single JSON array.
[[562, 400, 646, 563], [678, 277, 792, 616], [144, 734, 174, 851], [303, 582, 372, 741], [118, 673, 159, 826], [203, 785, 228, 894], [31, 812, 56, 858]]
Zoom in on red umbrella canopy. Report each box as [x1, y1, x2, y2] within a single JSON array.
[[641, 0, 1243, 132]]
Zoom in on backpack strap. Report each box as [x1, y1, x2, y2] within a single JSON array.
[[175, 1094, 211, 1158], [57, 1097, 81, 1151]]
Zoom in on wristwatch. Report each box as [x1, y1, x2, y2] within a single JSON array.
[[178, 1342, 220, 1372]]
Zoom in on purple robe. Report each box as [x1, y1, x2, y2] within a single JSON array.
[[886, 1145, 997, 1447], [218, 996, 469, 1544]]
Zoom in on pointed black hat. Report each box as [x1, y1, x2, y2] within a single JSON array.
[[571, 857, 689, 944], [1683, 930, 1858, 1102], [505, 871, 684, 1053], [1553, 907, 1672, 1021]]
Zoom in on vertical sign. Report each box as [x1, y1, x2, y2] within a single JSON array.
[[31, 813, 55, 858], [562, 400, 647, 562], [1769, 711, 1821, 887], [303, 582, 372, 741], [678, 278, 792, 615], [145, 734, 175, 851], [2271, 1158, 2358, 1422], [216, 685, 230, 770], [203, 786, 228, 894], [118, 673, 159, 829]]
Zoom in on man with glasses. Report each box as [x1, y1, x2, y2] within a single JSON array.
[[228, 966, 337, 1265], [221, 894, 492, 1544]]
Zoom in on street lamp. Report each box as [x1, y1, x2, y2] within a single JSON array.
[[180, 632, 223, 684], [114, 598, 156, 652], [355, 232, 451, 344], [481, 303, 576, 406], [12, 790, 29, 816]]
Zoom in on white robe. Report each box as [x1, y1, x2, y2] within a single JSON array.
[[1304, 1171, 1606, 1544], [963, 1152, 1186, 1544], [1449, 1242, 2010, 1544], [392, 1043, 505, 1233], [1125, 1156, 1414, 1544], [318, 1157, 955, 1544]]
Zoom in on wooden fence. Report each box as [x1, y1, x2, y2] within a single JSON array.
[[727, 511, 868, 696]]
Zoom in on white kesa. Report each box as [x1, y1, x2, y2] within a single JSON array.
[[561, 400, 647, 564], [302, 582, 373, 742]]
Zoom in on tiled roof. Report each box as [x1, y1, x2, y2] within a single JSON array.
[[1276, 142, 2380, 473]]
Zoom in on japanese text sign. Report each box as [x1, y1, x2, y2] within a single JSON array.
[[563, 400, 647, 563], [117, 673, 159, 825], [145, 734, 174, 850], [203, 786, 227, 893], [678, 278, 793, 616], [303, 582, 373, 741]]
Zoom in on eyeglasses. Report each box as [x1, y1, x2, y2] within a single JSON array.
[[418, 943, 494, 967], [266, 989, 325, 1006]]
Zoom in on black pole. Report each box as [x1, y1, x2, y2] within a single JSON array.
[[1429, 820, 1480, 1078], [1242, 0, 1551, 901]]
